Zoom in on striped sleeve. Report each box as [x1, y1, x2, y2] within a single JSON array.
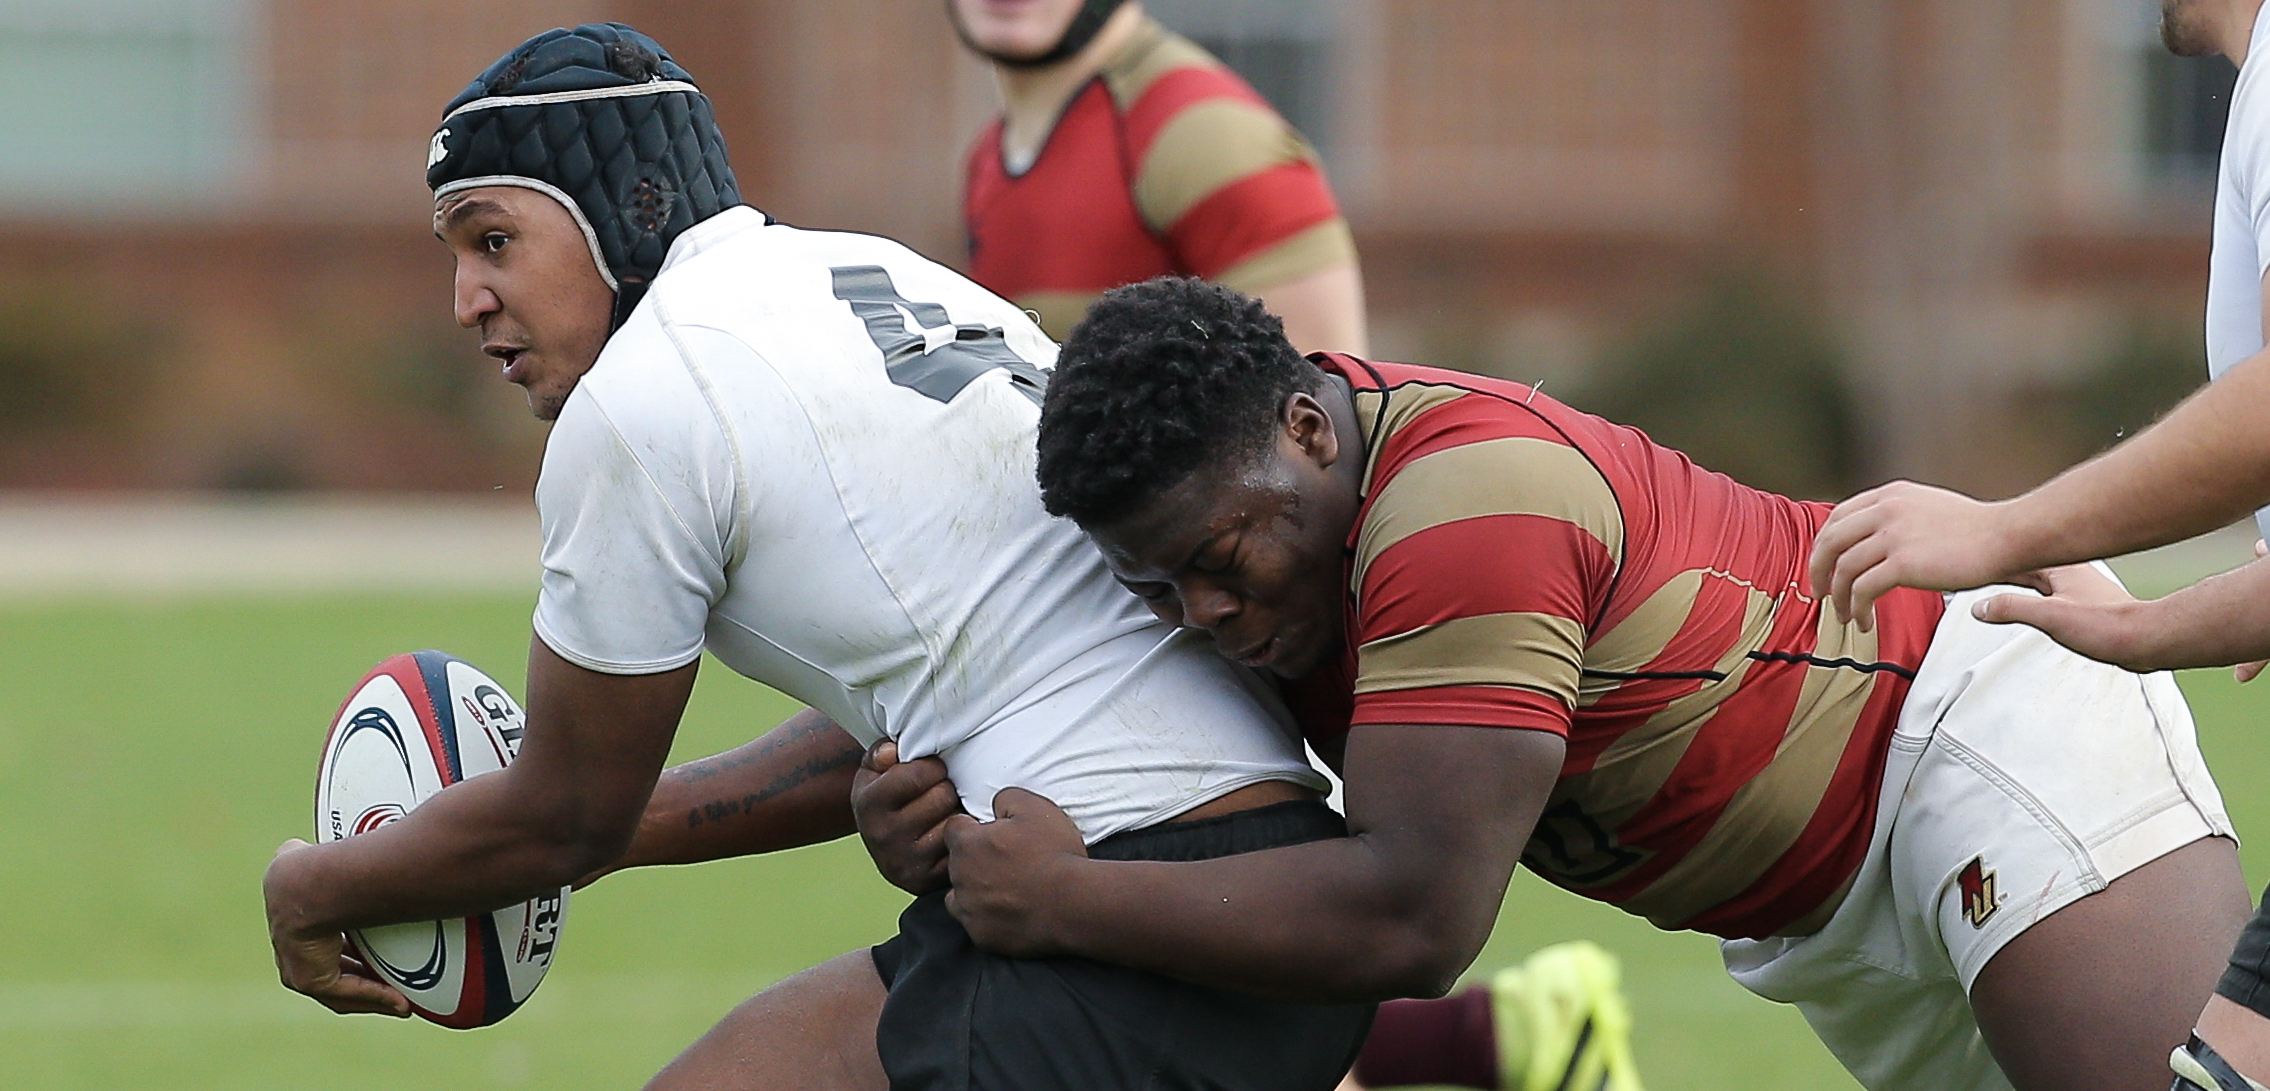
[[1350, 419, 1623, 735], [1114, 37, 1353, 287]]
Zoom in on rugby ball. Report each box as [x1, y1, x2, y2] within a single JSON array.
[[314, 650, 567, 1029]]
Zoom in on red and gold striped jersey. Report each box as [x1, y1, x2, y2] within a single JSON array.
[[963, 20, 1355, 340], [1294, 355, 1945, 939]]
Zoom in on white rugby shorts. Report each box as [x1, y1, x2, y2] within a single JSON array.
[[1720, 578, 2234, 1091]]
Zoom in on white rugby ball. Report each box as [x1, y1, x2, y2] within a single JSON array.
[[314, 650, 567, 1029]]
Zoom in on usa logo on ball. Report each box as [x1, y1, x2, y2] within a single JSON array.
[[314, 650, 568, 1028]]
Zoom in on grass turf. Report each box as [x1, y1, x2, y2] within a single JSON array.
[[3, 592, 2267, 1089]]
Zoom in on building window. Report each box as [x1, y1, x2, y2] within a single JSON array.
[[1146, 0, 1339, 158], [0, 2, 254, 211]]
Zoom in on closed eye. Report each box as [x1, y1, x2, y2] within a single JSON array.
[[1120, 579, 1172, 602]]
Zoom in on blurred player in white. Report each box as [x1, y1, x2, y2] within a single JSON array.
[[260, 23, 1378, 1091], [1808, 2, 2270, 1088]]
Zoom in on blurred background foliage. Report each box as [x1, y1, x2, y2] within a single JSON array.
[[0, 288, 159, 432], [1577, 272, 1863, 501]]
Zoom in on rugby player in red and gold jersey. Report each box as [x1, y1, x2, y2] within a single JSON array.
[[948, 278, 2252, 1091], [947, 0, 1365, 355]]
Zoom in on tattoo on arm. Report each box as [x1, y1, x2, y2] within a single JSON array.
[[682, 728, 861, 829], [675, 711, 842, 785]]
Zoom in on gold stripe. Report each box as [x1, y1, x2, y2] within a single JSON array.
[[1550, 582, 1776, 840], [1612, 608, 1883, 929], [1351, 386, 1465, 498], [1213, 219, 1358, 296], [1010, 291, 1100, 342], [1353, 435, 1623, 593], [1133, 99, 1317, 231], [1356, 611, 1586, 707], [1101, 21, 1214, 106], [1577, 569, 1706, 707]]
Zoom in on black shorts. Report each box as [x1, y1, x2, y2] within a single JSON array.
[[870, 799, 1376, 1091]]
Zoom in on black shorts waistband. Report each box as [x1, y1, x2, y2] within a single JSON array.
[[1088, 798, 1347, 863]]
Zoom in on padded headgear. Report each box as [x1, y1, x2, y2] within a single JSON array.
[[957, 0, 1130, 69], [427, 23, 743, 330]]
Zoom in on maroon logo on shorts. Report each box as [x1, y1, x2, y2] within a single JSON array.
[[1958, 856, 2002, 929]]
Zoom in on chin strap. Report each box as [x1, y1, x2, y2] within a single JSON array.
[[982, 0, 1129, 69]]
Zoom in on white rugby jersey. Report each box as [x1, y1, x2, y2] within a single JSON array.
[[532, 206, 1324, 841], [2208, 5, 2270, 540]]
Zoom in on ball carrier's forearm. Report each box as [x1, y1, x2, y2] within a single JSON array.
[[269, 638, 697, 934], [2003, 346, 2270, 567], [611, 708, 863, 872], [944, 723, 1561, 1003]]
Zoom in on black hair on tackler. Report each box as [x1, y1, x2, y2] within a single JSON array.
[[427, 22, 745, 330]]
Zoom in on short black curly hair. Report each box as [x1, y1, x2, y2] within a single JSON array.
[[1037, 277, 1320, 525]]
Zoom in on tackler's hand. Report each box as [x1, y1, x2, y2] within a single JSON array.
[[942, 788, 1088, 958], [851, 740, 963, 895], [1810, 481, 2033, 631], [263, 839, 411, 1018]]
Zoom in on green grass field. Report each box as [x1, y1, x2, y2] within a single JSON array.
[[5, 591, 2268, 1090]]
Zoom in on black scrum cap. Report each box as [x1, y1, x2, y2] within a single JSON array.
[[426, 23, 744, 329]]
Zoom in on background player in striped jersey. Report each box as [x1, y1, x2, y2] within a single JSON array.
[[947, 0, 1366, 355], [948, 276, 2251, 1091]]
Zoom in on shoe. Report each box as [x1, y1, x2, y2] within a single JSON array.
[[2174, 1034, 2270, 1091], [1491, 940, 1643, 1091]]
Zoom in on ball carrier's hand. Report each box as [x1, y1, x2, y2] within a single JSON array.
[[1808, 482, 2042, 630], [850, 741, 964, 895], [264, 838, 411, 1017], [940, 788, 1089, 958], [260, 639, 696, 1019]]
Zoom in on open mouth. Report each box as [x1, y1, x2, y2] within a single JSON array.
[[484, 344, 527, 381]]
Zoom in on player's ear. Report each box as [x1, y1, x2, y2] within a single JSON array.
[[1282, 391, 1339, 469]]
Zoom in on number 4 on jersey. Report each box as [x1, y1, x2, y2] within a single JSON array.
[[831, 266, 1049, 405]]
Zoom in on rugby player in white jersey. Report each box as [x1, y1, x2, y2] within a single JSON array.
[[258, 24, 1373, 1090]]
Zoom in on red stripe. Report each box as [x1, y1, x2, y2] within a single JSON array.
[[1674, 586, 1946, 936], [1362, 388, 1568, 498], [1351, 684, 1571, 736], [1162, 162, 1342, 278], [431, 917, 485, 1028], [1678, 674, 1908, 938], [377, 653, 456, 788], [1122, 64, 1271, 160], [1360, 514, 1612, 634], [962, 83, 1172, 299], [1559, 573, 1754, 775], [1574, 643, 1816, 906]]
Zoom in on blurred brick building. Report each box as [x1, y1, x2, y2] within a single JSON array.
[[0, 0, 2225, 496]]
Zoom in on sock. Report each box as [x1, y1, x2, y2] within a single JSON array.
[[2221, 889, 2270, 1019], [1351, 986, 1501, 1090], [2176, 1035, 2270, 1091]]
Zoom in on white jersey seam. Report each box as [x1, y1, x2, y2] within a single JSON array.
[[648, 292, 754, 572], [577, 389, 722, 608]]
